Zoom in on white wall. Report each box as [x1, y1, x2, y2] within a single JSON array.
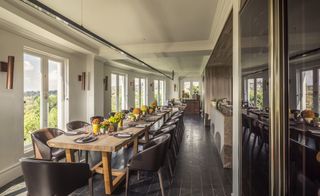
[[0, 28, 88, 186]]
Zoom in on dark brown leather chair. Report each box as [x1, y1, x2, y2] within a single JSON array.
[[20, 158, 93, 196], [66, 121, 90, 132], [126, 134, 171, 196], [66, 121, 90, 162], [31, 128, 65, 161], [90, 116, 104, 123], [154, 125, 177, 179]]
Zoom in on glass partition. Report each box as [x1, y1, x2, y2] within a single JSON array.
[[240, 0, 269, 195], [286, 0, 320, 195]]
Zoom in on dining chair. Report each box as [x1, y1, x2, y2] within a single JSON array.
[[126, 134, 171, 196], [256, 120, 269, 161], [66, 121, 90, 162], [242, 113, 251, 144], [66, 121, 90, 132], [31, 128, 65, 161], [90, 116, 104, 123], [290, 139, 320, 195], [20, 158, 93, 196], [154, 124, 178, 179]]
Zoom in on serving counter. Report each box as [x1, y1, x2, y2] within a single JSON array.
[[211, 101, 232, 168]]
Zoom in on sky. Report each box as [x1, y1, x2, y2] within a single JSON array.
[[24, 53, 60, 92]]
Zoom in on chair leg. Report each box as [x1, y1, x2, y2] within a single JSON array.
[[158, 168, 165, 196], [88, 177, 94, 196], [125, 167, 130, 196], [85, 151, 89, 163], [167, 155, 173, 179]]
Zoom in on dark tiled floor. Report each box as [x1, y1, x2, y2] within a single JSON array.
[[0, 114, 232, 196], [242, 129, 269, 196]]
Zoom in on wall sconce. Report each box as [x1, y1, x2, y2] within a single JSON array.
[[0, 56, 15, 89], [78, 72, 86, 90], [103, 76, 108, 91]]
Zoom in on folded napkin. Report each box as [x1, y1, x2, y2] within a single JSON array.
[[113, 132, 132, 138], [74, 134, 98, 143]]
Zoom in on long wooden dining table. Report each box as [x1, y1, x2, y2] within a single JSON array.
[[47, 109, 172, 195]]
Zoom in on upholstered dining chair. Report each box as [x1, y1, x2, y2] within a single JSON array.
[[126, 134, 171, 196], [154, 124, 177, 179], [66, 121, 90, 132], [90, 116, 104, 123], [20, 158, 93, 196], [66, 121, 91, 162], [31, 128, 65, 161]]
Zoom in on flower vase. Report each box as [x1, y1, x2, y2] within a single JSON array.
[[92, 124, 100, 135], [118, 120, 123, 130], [109, 123, 118, 133]]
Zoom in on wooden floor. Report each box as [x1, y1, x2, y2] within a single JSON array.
[[0, 114, 232, 196]]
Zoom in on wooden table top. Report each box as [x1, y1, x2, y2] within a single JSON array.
[[48, 110, 172, 152], [48, 127, 145, 152]]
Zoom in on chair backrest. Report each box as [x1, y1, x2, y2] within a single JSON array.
[[242, 113, 251, 129], [290, 139, 320, 195], [90, 116, 104, 123], [66, 121, 90, 132], [129, 134, 171, 171], [31, 128, 64, 159], [20, 158, 91, 196]]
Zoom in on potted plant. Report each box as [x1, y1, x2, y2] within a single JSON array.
[[100, 120, 110, 134], [108, 116, 118, 132], [141, 105, 148, 116], [132, 108, 141, 120], [114, 112, 125, 129]]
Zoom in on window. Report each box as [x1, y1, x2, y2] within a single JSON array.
[[301, 69, 314, 110], [154, 79, 165, 105], [183, 81, 200, 98], [134, 77, 147, 108], [24, 52, 66, 146], [111, 73, 127, 111], [245, 77, 264, 108], [183, 82, 191, 97]]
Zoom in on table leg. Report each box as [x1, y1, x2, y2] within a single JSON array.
[[145, 127, 150, 143], [102, 152, 113, 194], [133, 137, 138, 155], [65, 149, 75, 162]]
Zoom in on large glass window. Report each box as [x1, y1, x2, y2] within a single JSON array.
[[245, 78, 264, 108], [24, 53, 65, 146], [154, 79, 165, 105], [183, 81, 200, 98], [111, 73, 127, 112], [134, 77, 147, 108], [287, 0, 320, 195]]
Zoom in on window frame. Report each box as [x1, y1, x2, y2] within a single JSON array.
[[154, 79, 166, 105], [111, 72, 128, 112], [23, 49, 68, 150], [134, 77, 147, 108]]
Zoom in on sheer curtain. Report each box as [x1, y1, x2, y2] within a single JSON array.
[[203, 66, 232, 119]]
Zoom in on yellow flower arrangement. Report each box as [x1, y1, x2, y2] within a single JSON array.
[[141, 105, 148, 113]]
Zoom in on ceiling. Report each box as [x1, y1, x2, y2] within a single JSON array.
[[240, 0, 320, 70], [1, 0, 222, 77], [206, 13, 232, 67]]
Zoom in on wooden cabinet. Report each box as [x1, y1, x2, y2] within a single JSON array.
[[184, 99, 200, 114]]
